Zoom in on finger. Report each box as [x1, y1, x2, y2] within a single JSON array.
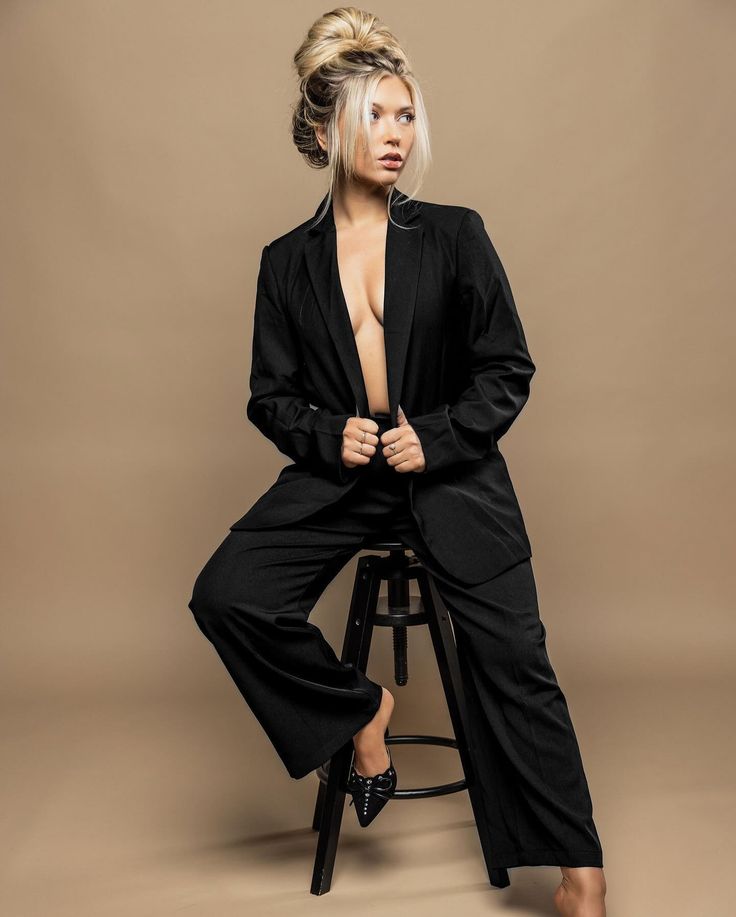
[[350, 429, 379, 449], [379, 426, 402, 445], [350, 416, 379, 435], [387, 450, 412, 471], [344, 440, 375, 463], [389, 445, 422, 472], [383, 438, 407, 464], [343, 451, 372, 467]]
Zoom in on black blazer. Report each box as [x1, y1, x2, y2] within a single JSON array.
[[229, 189, 536, 584]]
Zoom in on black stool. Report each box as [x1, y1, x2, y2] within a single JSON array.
[[309, 534, 511, 894]]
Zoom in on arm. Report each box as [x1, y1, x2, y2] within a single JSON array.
[[409, 208, 536, 474], [246, 243, 355, 483]]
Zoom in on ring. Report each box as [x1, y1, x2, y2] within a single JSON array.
[[390, 443, 397, 454]]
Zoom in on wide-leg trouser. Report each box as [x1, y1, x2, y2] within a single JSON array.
[[187, 413, 604, 869]]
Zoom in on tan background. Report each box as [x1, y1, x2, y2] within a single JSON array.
[[2, 2, 734, 915]]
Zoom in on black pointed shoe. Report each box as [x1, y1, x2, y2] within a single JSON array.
[[346, 744, 397, 827]]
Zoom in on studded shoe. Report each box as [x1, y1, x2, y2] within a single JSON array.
[[345, 744, 397, 827]]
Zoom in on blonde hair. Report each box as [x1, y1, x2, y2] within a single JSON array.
[[291, 7, 431, 226]]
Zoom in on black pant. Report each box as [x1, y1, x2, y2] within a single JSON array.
[[187, 413, 604, 869]]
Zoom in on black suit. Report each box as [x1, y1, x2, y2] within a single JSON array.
[[229, 190, 536, 585], [187, 190, 604, 871]]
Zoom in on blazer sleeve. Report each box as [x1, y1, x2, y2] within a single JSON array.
[[409, 209, 536, 474], [246, 244, 355, 484]]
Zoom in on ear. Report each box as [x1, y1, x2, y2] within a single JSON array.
[[315, 124, 327, 152]]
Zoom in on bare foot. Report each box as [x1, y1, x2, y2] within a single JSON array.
[[352, 686, 394, 776], [553, 866, 607, 916]]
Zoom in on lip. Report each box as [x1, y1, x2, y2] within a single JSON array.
[[378, 153, 402, 170]]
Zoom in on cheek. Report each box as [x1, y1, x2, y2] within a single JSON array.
[[357, 150, 377, 176], [352, 143, 369, 170]]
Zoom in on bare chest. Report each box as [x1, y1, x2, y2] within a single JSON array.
[[335, 221, 387, 332]]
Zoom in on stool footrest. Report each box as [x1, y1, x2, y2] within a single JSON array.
[[315, 734, 467, 798]]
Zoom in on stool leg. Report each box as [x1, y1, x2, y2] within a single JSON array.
[[310, 556, 382, 895], [416, 569, 511, 890], [311, 778, 327, 832]]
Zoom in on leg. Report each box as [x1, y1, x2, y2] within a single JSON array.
[[187, 524, 385, 780], [398, 540, 605, 871], [187, 410, 409, 785]]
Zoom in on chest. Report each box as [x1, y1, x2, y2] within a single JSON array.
[[291, 225, 461, 370], [334, 222, 387, 331]]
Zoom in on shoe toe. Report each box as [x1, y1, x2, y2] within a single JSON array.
[[346, 754, 397, 827]]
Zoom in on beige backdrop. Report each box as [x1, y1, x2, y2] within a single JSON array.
[[2, 2, 734, 916]]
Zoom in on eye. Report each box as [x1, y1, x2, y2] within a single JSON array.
[[370, 110, 416, 124]]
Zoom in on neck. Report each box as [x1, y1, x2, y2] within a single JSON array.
[[331, 180, 393, 230]]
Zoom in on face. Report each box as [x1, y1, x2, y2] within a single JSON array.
[[317, 74, 416, 191]]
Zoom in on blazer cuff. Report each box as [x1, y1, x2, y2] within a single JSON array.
[[312, 410, 359, 484], [410, 405, 492, 474]]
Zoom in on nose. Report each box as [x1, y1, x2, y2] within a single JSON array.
[[383, 123, 401, 143]]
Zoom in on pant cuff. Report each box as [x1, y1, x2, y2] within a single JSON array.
[[489, 847, 604, 869], [285, 685, 384, 781]]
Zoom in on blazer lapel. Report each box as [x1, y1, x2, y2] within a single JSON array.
[[383, 206, 424, 427], [303, 189, 424, 428]]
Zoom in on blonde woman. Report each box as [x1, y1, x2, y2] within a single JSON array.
[[188, 7, 607, 914]]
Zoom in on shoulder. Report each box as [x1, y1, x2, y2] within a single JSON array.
[[420, 202, 509, 281], [411, 198, 472, 224], [259, 216, 315, 279], [264, 217, 313, 255], [398, 198, 477, 233], [409, 199, 491, 249], [412, 203, 502, 280]]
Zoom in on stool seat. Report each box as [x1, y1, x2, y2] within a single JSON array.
[[309, 531, 511, 895], [362, 533, 407, 551]]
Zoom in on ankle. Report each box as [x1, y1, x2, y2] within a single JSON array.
[[560, 866, 607, 896], [355, 687, 394, 741], [353, 743, 391, 777]]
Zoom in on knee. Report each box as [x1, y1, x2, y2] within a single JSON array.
[[188, 532, 253, 625], [188, 570, 219, 624], [187, 532, 275, 626]]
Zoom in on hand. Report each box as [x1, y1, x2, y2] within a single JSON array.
[[341, 415, 380, 468], [380, 405, 427, 474]]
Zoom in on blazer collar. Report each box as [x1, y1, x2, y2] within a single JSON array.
[[303, 189, 425, 427], [305, 187, 422, 234]]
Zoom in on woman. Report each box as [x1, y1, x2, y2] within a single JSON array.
[[188, 7, 607, 915]]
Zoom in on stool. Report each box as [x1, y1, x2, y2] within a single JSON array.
[[309, 533, 511, 894]]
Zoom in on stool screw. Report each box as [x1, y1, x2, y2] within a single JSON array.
[[393, 626, 408, 686]]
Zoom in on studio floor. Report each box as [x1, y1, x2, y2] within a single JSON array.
[[1, 677, 732, 917]]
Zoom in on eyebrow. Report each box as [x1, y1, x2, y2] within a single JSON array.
[[372, 103, 416, 113]]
